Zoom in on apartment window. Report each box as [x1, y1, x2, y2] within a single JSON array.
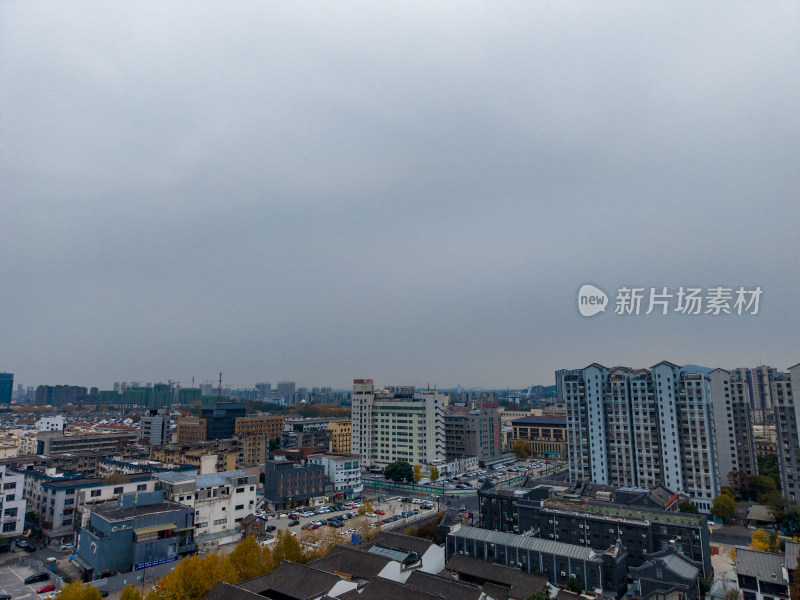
[[213, 518, 228, 525], [137, 484, 147, 491], [235, 504, 244, 511], [91, 490, 101, 498], [114, 487, 123, 494]]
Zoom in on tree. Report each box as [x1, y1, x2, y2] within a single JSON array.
[[711, 493, 736, 522], [120, 585, 143, 600], [225, 536, 271, 582], [268, 436, 281, 451], [384, 461, 414, 483], [678, 501, 699, 514], [357, 500, 373, 516], [270, 529, 308, 567], [429, 466, 440, 482], [148, 553, 235, 600], [725, 589, 742, 600], [728, 471, 749, 499], [757, 454, 782, 491], [730, 549, 737, 564], [512, 439, 532, 459], [721, 486, 737, 499], [525, 584, 551, 600], [749, 475, 778, 499], [413, 464, 422, 483], [56, 582, 103, 600], [566, 577, 583, 593], [750, 529, 779, 553]]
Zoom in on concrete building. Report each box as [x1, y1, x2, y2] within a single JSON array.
[[773, 363, 800, 504], [328, 421, 351, 453], [234, 415, 284, 441], [0, 464, 25, 536], [731, 365, 781, 425], [511, 416, 567, 459], [351, 380, 446, 468], [563, 362, 720, 512], [736, 547, 792, 600], [709, 369, 758, 485], [445, 525, 629, 599], [176, 415, 207, 443], [155, 464, 257, 548], [150, 443, 239, 472], [307, 452, 362, 499], [264, 459, 328, 509], [444, 405, 501, 464], [35, 429, 138, 456], [138, 409, 171, 446], [36, 416, 66, 432], [77, 490, 195, 578]]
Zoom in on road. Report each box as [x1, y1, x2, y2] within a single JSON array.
[[710, 525, 754, 546]]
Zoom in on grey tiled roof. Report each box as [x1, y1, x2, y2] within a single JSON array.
[[445, 554, 548, 600], [785, 541, 800, 571], [342, 576, 444, 600], [366, 531, 436, 555], [448, 525, 600, 561], [311, 545, 391, 580], [237, 561, 340, 599], [405, 571, 483, 600], [736, 548, 788, 585], [746, 504, 776, 523], [201, 581, 265, 600]]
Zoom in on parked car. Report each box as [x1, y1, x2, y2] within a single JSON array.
[[16, 539, 29, 549], [374, 509, 385, 515], [61, 543, 74, 552], [265, 525, 277, 532], [288, 520, 300, 527], [36, 584, 56, 594], [25, 574, 50, 585], [25, 544, 37, 552]]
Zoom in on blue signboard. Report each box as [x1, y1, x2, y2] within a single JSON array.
[[351, 534, 362, 546], [135, 555, 179, 570]]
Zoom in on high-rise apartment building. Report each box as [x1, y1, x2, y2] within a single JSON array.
[[773, 363, 799, 504], [563, 362, 720, 512], [731, 365, 781, 425], [0, 373, 13, 405], [351, 379, 445, 468], [709, 369, 757, 484], [276, 381, 296, 400], [444, 405, 501, 463]]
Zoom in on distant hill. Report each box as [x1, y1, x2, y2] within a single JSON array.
[[680, 364, 715, 375]]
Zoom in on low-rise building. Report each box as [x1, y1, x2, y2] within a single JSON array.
[[306, 452, 362, 499], [150, 442, 238, 471], [138, 409, 171, 446], [176, 415, 207, 443], [629, 547, 701, 600], [328, 421, 351, 453], [264, 459, 328, 509], [736, 547, 791, 600], [0, 464, 25, 536], [35, 429, 137, 455], [77, 490, 195, 578], [511, 416, 567, 459], [234, 415, 284, 441], [445, 524, 629, 599], [155, 466, 257, 549]]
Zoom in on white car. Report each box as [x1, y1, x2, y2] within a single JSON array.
[[301, 511, 315, 517], [279, 513, 288, 519]]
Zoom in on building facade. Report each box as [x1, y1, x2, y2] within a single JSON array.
[[176, 416, 207, 443], [307, 452, 362, 498], [773, 363, 799, 504], [511, 416, 567, 459], [0, 373, 12, 405], [328, 421, 352, 453], [444, 405, 501, 464], [77, 491, 195, 578], [138, 409, 171, 446], [200, 401, 246, 441], [36, 430, 138, 455], [0, 465, 25, 536], [351, 380, 446, 468], [263, 460, 328, 509], [709, 369, 758, 485], [563, 362, 720, 512], [234, 415, 284, 440]]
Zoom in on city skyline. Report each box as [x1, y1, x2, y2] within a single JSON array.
[[2, 2, 797, 390]]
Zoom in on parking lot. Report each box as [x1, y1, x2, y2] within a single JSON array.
[[0, 560, 57, 600]]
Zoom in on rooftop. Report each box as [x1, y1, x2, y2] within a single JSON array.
[[736, 548, 788, 585], [92, 500, 187, 521], [448, 525, 599, 561], [541, 499, 704, 526]]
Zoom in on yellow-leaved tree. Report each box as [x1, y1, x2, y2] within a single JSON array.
[[270, 529, 308, 567], [750, 529, 780, 553], [226, 536, 272, 582], [120, 584, 143, 600], [55, 582, 103, 600], [413, 464, 422, 482], [147, 552, 235, 600], [429, 467, 439, 482]]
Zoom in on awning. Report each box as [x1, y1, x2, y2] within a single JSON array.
[[174, 526, 195, 532], [134, 523, 177, 535]]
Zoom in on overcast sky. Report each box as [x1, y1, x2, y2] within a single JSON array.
[[1, 1, 798, 391]]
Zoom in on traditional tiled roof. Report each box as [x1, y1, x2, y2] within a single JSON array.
[[237, 561, 340, 599], [736, 548, 788, 585], [405, 571, 483, 600]]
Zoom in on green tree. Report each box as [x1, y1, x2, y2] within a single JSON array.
[[56, 582, 103, 600], [429, 466, 440, 482], [526, 584, 551, 600], [678, 501, 699, 514], [566, 577, 583, 593], [120, 585, 144, 600], [757, 454, 781, 491], [749, 475, 778, 499], [711, 493, 736, 522], [721, 486, 737, 499], [384, 461, 414, 483]]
